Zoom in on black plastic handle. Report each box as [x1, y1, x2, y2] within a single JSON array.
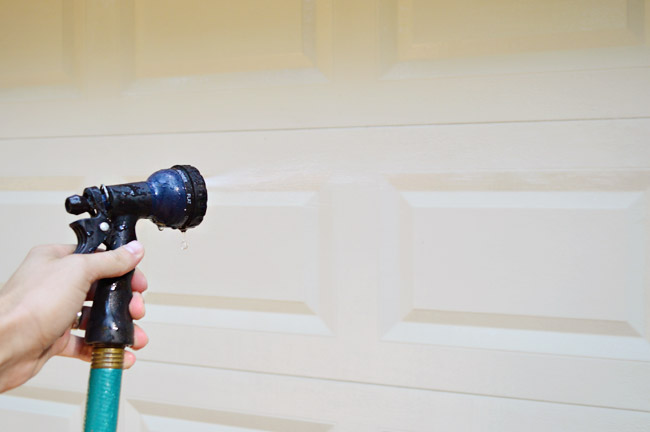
[[85, 271, 134, 346], [83, 215, 137, 347]]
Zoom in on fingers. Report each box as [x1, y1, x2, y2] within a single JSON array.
[[85, 268, 147, 302], [58, 338, 146, 369], [123, 325, 148, 370], [123, 351, 137, 369], [69, 242, 147, 368], [132, 324, 148, 350], [57, 334, 93, 362], [129, 292, 146, 320], [54, 241, 149, 369], [61, 323, 147, 367], [131, 268, 148, 294], [78, 293, 146, 326], [80, 241, 144, 282]]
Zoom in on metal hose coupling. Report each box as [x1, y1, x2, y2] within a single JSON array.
[[91, 347, 125, 369]]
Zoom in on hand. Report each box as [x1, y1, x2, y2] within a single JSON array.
[[0, 241, 149, 392]]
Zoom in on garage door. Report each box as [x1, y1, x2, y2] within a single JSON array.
[[1, 1, 649, 431]]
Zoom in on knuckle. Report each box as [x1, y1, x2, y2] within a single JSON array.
[[27, 244, 47, 256], [113, 248, 132, 267]]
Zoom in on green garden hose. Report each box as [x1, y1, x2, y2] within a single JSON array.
[[83, 347, 124, 432]]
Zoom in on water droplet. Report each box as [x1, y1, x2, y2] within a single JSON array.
[[180, 232, 189, 251], [158, 226, 165, 231]]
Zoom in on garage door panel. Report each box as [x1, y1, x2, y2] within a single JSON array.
[[379, 0, 650, 82], [380, 0, 648, 64], [129, 0, 332, 93], [379, 187, 649, 360], [142, 191, 325, 302]]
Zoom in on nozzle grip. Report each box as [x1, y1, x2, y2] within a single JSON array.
[[85, 271, 134, 347], [84, 215, 138, 347]]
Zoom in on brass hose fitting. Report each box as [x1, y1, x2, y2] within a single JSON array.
[[90, 347, 124, 370]]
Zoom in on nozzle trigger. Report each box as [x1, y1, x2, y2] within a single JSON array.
[[70, 217, 110, 254]]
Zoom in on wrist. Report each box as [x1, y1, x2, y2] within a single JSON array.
[[0, 286, 35, 392]]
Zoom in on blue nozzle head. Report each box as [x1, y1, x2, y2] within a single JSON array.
[[65, 165, 207, 253], [147, 165, 208, 231]]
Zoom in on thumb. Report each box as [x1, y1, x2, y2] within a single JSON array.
[[82, 241, 145, 281]]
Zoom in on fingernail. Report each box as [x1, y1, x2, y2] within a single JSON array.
[[124, 241, 143, 256]]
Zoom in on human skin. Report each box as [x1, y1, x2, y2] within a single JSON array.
[[0, 241, 148, 392]]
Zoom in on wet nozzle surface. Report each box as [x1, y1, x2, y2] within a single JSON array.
[[65, 165, 208, 345], [146, 165, 208, 231]]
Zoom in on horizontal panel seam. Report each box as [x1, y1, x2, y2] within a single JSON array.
[[139, 358, 650, 414], [1, 116, 650, 141]]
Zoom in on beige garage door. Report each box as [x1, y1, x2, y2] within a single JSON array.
[[1, 1, 650, 431]]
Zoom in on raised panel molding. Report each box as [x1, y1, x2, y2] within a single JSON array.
[[380, 0, 650, 78], [380, 181, 650, 361]]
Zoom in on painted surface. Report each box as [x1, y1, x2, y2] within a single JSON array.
[[0, 1, 649, 430]]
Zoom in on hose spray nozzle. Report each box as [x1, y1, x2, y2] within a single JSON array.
[[66, 165, 207, 254], [65, 165, 207, 347]]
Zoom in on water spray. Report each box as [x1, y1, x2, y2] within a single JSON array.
[[65, 165, 208, 432]]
